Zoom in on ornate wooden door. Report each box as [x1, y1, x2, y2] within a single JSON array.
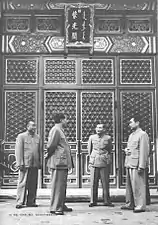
[[118, 57, 157, 187], [80, 90, 116, 187], [42, 57, 117, 187], [0, 0, 157, 188]]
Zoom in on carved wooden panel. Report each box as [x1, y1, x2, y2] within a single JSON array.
[[94, 36, 156, 54], [44, 59, 76, 84], [95, 17, 122, 34], [81, 59, 114, 84], [43, 91, 77, 186], [5, 91, 37, 142], [120, 58, 153, 84], [81, 91, 116, 186], [35, 16, 63, 34], [44, 91, 77, 142], [3, 35, 65, 53], [5, 58, 38, 84], [127, 18, 152, 33], [120, 91, 155, 186], [3, 1, 156, 11], [4, 16, 31, 32], [81, 91, 114, 142], [2, 91, 37, 186]]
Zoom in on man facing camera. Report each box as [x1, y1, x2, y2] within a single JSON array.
[[15, 121, 41, 209], [88, 122, 114, 207]]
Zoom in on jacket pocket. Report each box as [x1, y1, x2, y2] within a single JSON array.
[[54, 153, 68, 167], [24, 154, 32, 166], [130, 157, 139, 167], [24, 140, 31, 149]]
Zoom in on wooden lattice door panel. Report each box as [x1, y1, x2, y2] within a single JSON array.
[[119, 58, 154, 85], [3, 91, 37, 186], [5, 57, 39, 84], [81, 59, 114, 84], [44, 58, 77, 84], [43, 90, 78, 187], [120, 91, 156, 186], [80, 91, 116, 186]]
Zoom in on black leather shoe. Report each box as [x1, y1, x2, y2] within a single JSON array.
[[89, 203, 97, 207], [50, 211, 55, 214], [55, 211, 64, 215], [146, 201, 151, 205], [121, 205, 134, 210], [133, 209, 145, 213], [63, 206, 73, 212], [103, 203, 114, 207], [16, 204, 23, 209], [26, 203, 38, 207]]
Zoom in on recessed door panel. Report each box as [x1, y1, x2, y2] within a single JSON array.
[[80, 90, 116, 186]]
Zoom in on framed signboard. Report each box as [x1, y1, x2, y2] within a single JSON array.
[[65, 4, 94, 48]]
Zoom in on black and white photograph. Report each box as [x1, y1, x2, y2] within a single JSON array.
[[0, 0, 158, 224]]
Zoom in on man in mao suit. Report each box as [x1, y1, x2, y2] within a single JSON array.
[[121, 115, 150, 213], [15, 121, 41, 209], [88, 122, 114, 207], [46, 113, 73, 215]]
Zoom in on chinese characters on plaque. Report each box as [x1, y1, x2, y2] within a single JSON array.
[[65, 4, 94, 47]]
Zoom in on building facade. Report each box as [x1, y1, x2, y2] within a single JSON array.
[[0, 0, 157, 189]]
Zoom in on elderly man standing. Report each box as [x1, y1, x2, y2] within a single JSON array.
[[88, 122, 114, 207], [46, 112, 73, 215], [121, 115, 150, 213], [15, 121, 41, 209]]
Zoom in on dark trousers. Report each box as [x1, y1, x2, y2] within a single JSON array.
[[50, 169, 68, 212], [16, 167, 38, 205], [90, 166, 111, 204]]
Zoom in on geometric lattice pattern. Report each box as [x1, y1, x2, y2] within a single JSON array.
[[5, 91, 37, 142], [36, 17, 61, 33], [95, 19, 121, 34], [6, 59, 38, 84], [120, 59, 152, 84], [6, 17, 30, 32], [81, 92, 114, 142], [121, 91, 153, 142], [44, 59, 76, 84], [44, 91, 76, 142], [128, 19, 151, 33], [81, 59, 113, 84]]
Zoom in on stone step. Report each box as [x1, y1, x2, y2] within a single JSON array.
[[0, 188, 158, 202]]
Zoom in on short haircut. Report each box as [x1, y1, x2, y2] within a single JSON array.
[[131, 114, 142, 127], [95, 121, 105, 128], [53, 112, 65, 123], [26, 121, 34, 127], [132, 115, 141, 123]]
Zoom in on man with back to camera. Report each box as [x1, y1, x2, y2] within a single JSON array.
[[88, 122, 114, 207], [121, 115, 150, 213], [15, 121, 41, 209], [46, 112, 73, 215]]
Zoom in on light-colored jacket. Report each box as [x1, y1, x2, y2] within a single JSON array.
[[47, 124, 73, 170], [88, 133, 112, 167], [15, 131, 41, 168], [125, 128, 149, 169]]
